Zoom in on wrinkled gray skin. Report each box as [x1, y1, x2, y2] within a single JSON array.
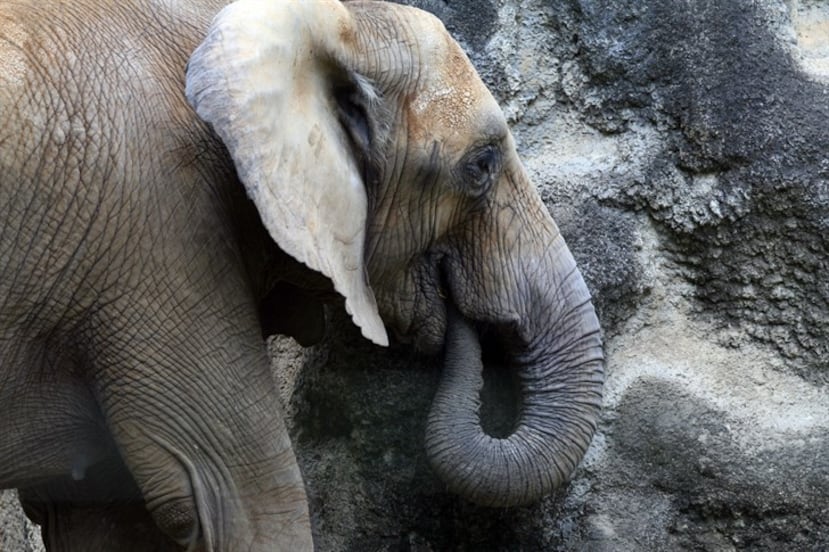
[[0, 0, 602, 549]]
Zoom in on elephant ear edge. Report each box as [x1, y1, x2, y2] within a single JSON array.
[[185, 0, 388, 347]]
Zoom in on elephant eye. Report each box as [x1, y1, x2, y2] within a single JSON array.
[[461, 145, 501, 198]]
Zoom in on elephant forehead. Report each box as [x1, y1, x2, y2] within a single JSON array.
[[411, 60, 477, 126], [407, 50, 499, 144]]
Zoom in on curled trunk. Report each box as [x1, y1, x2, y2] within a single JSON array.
[[425, 268, 603, 507]]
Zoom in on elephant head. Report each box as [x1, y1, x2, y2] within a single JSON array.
[[186, 0, 603, 506]]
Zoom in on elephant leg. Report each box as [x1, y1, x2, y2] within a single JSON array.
[[0, 336, 112, 489], [19, 456, 178, 551], [90, 297, 312, 550]]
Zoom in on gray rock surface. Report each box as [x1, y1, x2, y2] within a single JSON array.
[[2, 0, 827, 550], [0, 491, 41, 551]]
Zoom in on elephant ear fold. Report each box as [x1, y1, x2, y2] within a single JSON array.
[[185, 0, 388, 346]]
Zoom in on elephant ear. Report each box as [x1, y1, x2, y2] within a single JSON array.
[[185, 0, 388, 346]]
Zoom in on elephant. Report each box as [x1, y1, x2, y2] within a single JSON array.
[[0, 0, 604, 549]]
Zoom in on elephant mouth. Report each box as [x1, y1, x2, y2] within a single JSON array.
[[387, 257, 525, 362], [436, 258, 525, 345]]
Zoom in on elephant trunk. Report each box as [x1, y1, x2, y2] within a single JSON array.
[[425, 242, 603, 506]]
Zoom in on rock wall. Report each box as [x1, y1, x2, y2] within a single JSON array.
[[0, 491, 40, 551], [2, 0, 826, 550]]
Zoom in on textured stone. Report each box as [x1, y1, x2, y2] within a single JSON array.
[[0, 490, 42, 552]]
